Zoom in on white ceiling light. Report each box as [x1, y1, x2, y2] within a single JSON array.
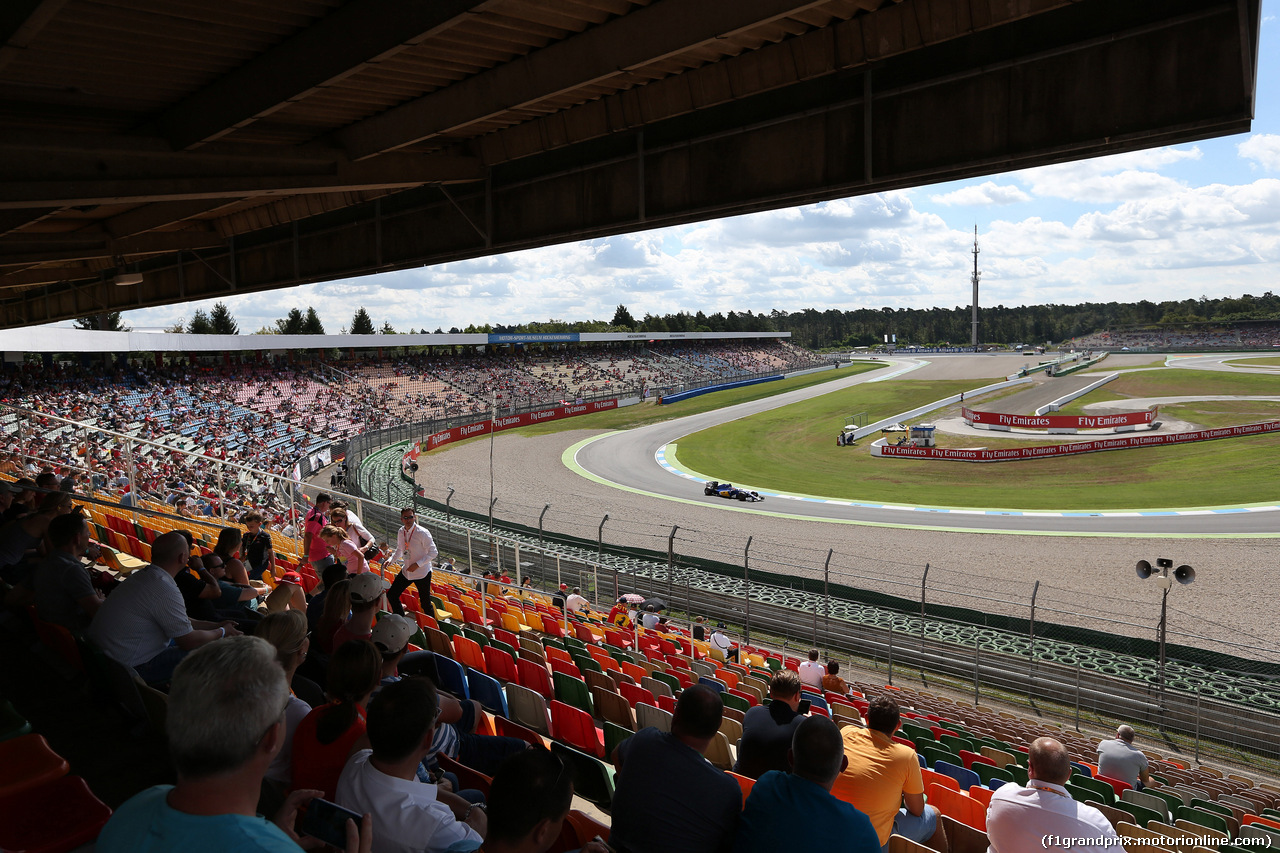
[[112, 272, 143, 286]]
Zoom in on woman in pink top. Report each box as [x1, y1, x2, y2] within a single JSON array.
[[321, 524, 368, 574]]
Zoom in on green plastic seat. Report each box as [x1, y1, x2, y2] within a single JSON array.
[[461, 626, 489, 648], [0, 701, 33, 743], [552, 671, 594, 715], [974, 763, 1014, 787], [1176, 805, 1229, 837], [1070, 774, 1116, 805], [1114, 800, 1163, 828], [1006, 764, 1029, 786], [939, 734, 975, 754], [922, 746, 960, 768], [550, 741, 615, 811], [603, 721, 633, 760], [650, 670, 680, 694], [720, 692, 750, 714]]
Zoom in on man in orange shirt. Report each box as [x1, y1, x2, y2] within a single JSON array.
[[833, 696, 947, 851]]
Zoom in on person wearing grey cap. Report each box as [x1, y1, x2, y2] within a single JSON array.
[[331, 572, 390, 650]]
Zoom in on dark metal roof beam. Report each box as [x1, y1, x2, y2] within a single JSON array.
[[0, 151, 483, 209], [338, 0, 837, 160], [0, 0, 72, 73], [155, 0, 497, 150], [102, 199, 233, 240], [0, 232, 225, 266]]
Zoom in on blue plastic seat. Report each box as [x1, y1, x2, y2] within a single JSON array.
[[697, 676, 726, 693], [434, 654, 470, 700], [466, 668, 509, 718], [934, 759, 980, 791]]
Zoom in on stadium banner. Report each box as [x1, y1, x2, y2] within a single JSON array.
[[963, 406, 1157, 430], [873, 420, 1280, 462], [488, 333, 580, 343], [425, 399, 618, 452]]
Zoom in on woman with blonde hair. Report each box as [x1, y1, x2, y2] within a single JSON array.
[[320, 523, 368, 575]]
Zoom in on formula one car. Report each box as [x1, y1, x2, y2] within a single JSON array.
[[703, 481, 764, 502]]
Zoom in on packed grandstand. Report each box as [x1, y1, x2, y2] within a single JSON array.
[[5, 332, 1280, 853]]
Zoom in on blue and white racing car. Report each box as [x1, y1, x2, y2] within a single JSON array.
[[703, 481, 764, 502]]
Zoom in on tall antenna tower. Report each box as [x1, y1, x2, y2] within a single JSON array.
[[970, 225, 981, 349]]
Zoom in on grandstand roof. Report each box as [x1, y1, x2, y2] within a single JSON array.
[[0, 327, 787, 354], [0, 0, 1261, 330]]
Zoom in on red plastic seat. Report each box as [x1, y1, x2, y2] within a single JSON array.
[[1094, 772, 1132, 797], [517, 658, 554, 699], [727, 688, 757, 707], [727, 771, 755, 807], [959, 749, 995, 770], [549, 657, 582, 679], [460, 604, 497, 629], [0, 774, 112, 853], [482, 645, 519, 683], [0, 735, 70, 798], [656, 694, 677, 714], [495, 716, 546, 748], [550, 700, 605, 759], [492, 627, 520, 648], [618, 682, 655, 709]]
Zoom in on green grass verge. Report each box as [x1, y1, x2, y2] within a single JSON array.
[[675, 369, 1280, 509]]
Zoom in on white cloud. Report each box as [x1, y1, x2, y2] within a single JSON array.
[[1239, 134, 1280, 171], [930, 181, 1031, 206], [1014, 146, 1201, 203]]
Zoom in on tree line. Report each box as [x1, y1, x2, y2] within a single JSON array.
[[75, 291, 1280, 349]]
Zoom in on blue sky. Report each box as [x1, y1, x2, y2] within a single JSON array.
[[123, 5, 1280, 334]]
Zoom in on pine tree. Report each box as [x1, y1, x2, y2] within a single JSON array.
[[74, 312, 130, 332], [275, 308, 305, 334], [349, 307, 375, 335], [209, 302, 239, 335], [187, 310, 214, 334], [611, 305, 636, 328], [302, 307, 325, 334]]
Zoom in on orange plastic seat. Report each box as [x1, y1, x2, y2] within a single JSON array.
[[0, 735, 70, 798], [967, 785, 994, 809], [920, 766, 960, 793], [451, 635, 486, 673], [927, 782, 985, 831], [728, 771, 756, 806]]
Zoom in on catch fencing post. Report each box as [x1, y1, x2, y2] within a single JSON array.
[[667, 525, 678, 610], [744, 536, 752, 645], [823, 549, 832, 655], [539, 503, 550, 583], [1029, 580, 1040, 703], [919, 563, 929, 685]]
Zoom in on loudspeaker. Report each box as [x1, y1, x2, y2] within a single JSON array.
[[1174, 564, 1195, 585], [1136, 560, 1154, 579]]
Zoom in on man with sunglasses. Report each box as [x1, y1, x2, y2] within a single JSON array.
[[386, 507, 437, 617]]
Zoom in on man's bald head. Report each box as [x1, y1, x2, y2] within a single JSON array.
[[1028, 736, 1072, 785], [1117, 725, 1136, 743], [151, 531, 191, 571]]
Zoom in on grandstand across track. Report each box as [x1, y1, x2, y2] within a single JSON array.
[[565, 354, 1280, 537]]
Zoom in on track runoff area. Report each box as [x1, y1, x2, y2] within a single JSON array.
[[568, 352, 1280, 537]]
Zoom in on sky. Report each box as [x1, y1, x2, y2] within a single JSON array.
[[112, 5, 1280, 335]]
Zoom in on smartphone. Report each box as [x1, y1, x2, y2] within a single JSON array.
[[591, 837, 617, 853], [797, 698, 812, 715], [299, 797, 362, 848]]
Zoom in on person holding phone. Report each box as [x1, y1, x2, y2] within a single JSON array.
[[96, 635, 373, 853]]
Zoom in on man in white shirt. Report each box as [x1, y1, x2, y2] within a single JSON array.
[[986, 737, 1122, 853], [386, 507, 438, 617], [565, 587, 590, 613], [86, 531, 241, 685], [337, 677, 486, 853], [710, 623, 739, 662], [798, 649, 825, 691]]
